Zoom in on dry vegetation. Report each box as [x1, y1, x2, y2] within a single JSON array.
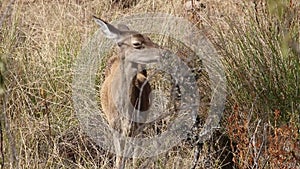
[[0, 0, 299, 168]]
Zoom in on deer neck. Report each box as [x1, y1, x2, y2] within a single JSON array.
[[110, 56, 140, 109]]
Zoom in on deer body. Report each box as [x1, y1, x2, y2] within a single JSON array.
[[94, 17, 162, 169], [100, 55, 151, 133]]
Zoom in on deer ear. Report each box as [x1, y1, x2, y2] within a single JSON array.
[[117, 24, 130, 31], [93, 16, 121, 40]]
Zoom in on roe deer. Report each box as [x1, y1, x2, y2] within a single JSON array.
[[94, 16, 163, 169]]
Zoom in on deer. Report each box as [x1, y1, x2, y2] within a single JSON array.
[[94, 16, 164, 169]]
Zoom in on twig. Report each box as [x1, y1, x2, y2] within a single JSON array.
[[252, 119, 261, 169], [0, 1, 18, 167], [0, 0, 16, 30], [190, 141, 202, 169], [0, 101, 4, 169], [3, 89, 19, 169], [190, 115, 202, 169]]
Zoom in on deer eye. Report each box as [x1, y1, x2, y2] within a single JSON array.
[[117, 42, 124, 47], [132, 41, 143, 49]]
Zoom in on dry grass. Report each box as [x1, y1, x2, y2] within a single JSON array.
[[0, 0, 299, 168]]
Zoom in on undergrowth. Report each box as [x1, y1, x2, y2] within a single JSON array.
[[0, 0, 299, 168]]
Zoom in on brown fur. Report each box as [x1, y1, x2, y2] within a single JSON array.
[[100, 55, 151, 131]]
